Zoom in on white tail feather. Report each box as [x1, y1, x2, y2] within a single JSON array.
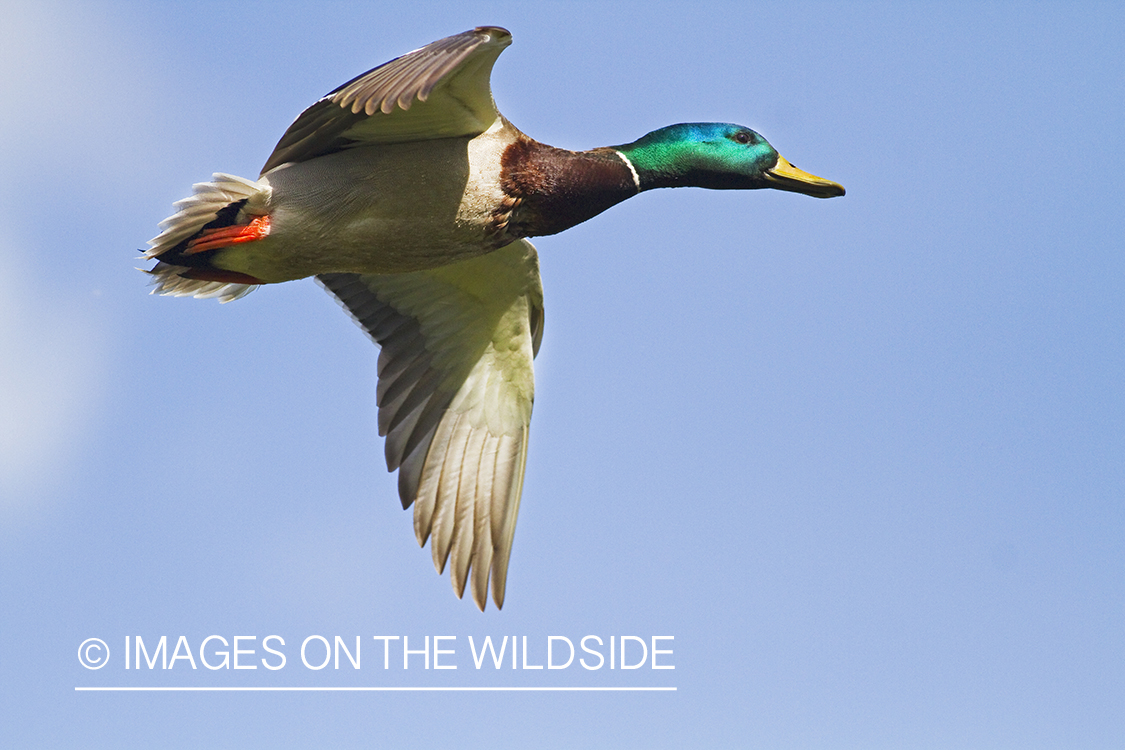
[[144, 173, 269, 303], [143, 262, 257, 302]]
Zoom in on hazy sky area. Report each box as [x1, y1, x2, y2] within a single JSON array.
[[1, 1, 1122, 747]]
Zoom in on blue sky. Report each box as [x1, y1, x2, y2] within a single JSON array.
[[2, 1, 1122, 747]]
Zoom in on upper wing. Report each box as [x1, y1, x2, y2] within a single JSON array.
[[318, 240, 544, 610], [261, 26, 512, 174]]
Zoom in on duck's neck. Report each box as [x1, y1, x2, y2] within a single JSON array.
[[613, 128, 736, 190], [499, 139, 640, 237]]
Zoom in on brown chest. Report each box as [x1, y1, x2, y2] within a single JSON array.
[[493, 138, 639, 238]]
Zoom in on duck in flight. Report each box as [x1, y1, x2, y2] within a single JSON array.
[[146, 26, 844, 610]]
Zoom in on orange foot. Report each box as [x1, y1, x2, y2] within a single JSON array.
[[185, 215, 271, 255]]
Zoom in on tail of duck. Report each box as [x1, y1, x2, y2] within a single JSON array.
[[144, 173, 270, 302]]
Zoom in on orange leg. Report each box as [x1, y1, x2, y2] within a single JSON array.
[[184, 215, 271, 255]]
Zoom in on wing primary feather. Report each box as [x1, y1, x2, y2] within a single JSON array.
[[449, 428, 488, 599], [397, 424, 437, 511], [489, 430, 528, 609], [470, 435, 501, 610], [413, 411, 458, 548], [383, 395, 431, 472], [429, 415, 474, 575]]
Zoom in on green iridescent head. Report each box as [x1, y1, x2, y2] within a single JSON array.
[[616, 123, 844, 198]]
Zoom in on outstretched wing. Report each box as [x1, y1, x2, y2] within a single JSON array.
[[262, 26, 512, 174], [318, 240, 544, 610]]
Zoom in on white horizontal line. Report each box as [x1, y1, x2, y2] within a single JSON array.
[[75, 686, 676, 692]]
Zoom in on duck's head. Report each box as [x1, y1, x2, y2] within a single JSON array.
[[616, 123, 844, 198]]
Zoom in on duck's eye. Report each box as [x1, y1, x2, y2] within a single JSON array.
[[733, 131, 753, 145]]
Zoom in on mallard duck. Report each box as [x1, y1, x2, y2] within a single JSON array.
[[146, 26, 844, 610]]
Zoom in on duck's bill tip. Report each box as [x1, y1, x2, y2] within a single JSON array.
[[764, 155, 845, 198]]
